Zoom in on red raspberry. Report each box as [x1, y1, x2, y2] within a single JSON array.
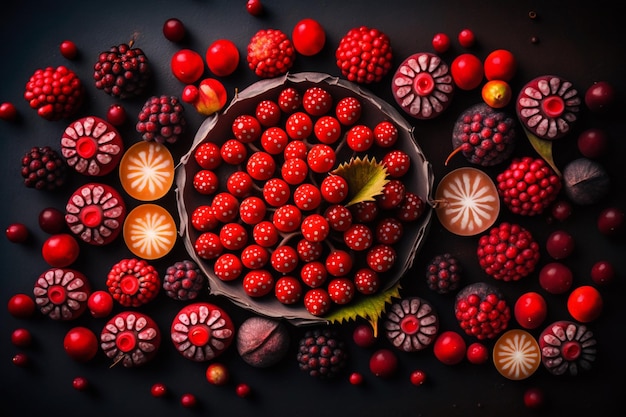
[[24, 65, 84, 120], [335, 26, 393, 84], [327, 278, 355, 305], [303, 288, 331, 316], [476, 222, 540, 282], [243, 269, 274, 297], [191, 205, 219, 231], [106, 258, 160, 307], [302, 87, 333, 116], [275, 276, 302, 304], [335, 96, 362, 126], [247, 29, 295, 78], [136, 95, 186, 144], [455, 282, 511, 340], [496, 156, 562, 216]]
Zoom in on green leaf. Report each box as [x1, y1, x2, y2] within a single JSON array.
[[325, 283, 402, 337], [332, 155, 389, 206], [523, 126, 561, 177]]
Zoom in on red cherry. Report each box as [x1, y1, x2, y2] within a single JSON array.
[[431, 33, 450, 53], [539, 262, 573, 294], [545, 230, 575, 259], [87, 290, 114, 318], [352, 323, 376, 347], [171, 49, 205, 84], [38, 207, 65, 234], [597, 207, 624, 235], [11, 328, 33, 347], [7, 293, 36, 318], [182, 85, 199, 103], [369, 348, 398, 378], [206, 39, 240, 77], [6, 223, 29, 243], [584, 80, 616, 113], [483, 49, 516, 81], [246, 0, 263, 16], [63, 327, 98, 362], [567, 285, 603, 322], [514, 292, 547, 329], [457, 28, 475, 47], [433, 331, 466, 365], [591, 260, 615, 285], [163, 18, 186, 42], [0, 102, 18, 121], [106, 103, 127, 126], [59, 40, 78, 59], [577, 128, 608, 159], [450, 53, 483, 90], [42, 233, 80, 267], [466, 342, 489, 364], [292, 18, 326, 56]]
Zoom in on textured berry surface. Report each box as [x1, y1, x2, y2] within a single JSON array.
[[163, 260, 205, 301], [247, 29, 295, 78], [426, 253, 462, 294], [24, 65, 84, 120], [136, 95, 186, 143], [296, 328, 347, 379], [21, 146, 67, 190], [93, 43, 151, 98], [335, 26, 393, 84], [455, 282, 511, 340]]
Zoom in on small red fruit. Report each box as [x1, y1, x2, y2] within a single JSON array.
[[12, 353, 29, 367], [514, 292, 547, 329], [11, 328, 33, 347], [584, 80, 616, 113], [539, 262, 573, 294], [163, 18, 186, 42], [433, 331, 466, 365], [38, 207, 65, 234], [567, 285, 603, 322], [349, 372, 364, 385], [151, 382, 168, 398], [410, 369, 427, 386], [106, 103, 127, 126], [246, 0, 263, 16], [206, 39, 240, 77], [59, 40, 78, 59], [72, 376, 89, 391], [292, 18, 326, 56], [524, 387, 545, 409], [87, 290, 114, 318], [466, 342, 489, 364], [481, 80, 512, 108], [431, 33, 450, 53], [42, 233, 80, 267], [483, 49, 516, 81], [545, 230, 575, 259], [171, 49, 205, 84], [206, 363, 230, 385], [0, 102, 18, 121], [451, 53, 483, 90], [369, 348, 398, 378], [6, 223, 29, 243], [63, 326, 99, 362], [457, 28, 475, 47], [597, 207, 624, 236], [180, 393, 197, 408], [7, 293, 36, 318], [591, 260, 615, 285], [236, 383, 251, 398], [353, 323, 376, 347]]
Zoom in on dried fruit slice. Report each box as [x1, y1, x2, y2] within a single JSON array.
[[493, 329, 541, 380], [119, 141, 174, 201], [435, 167, 499, 236], [123, 204, 177, 260]]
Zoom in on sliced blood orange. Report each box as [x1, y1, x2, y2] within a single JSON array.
[[123, 204, 177, 260], [435, 167, 499, 236], [119, 141, 175, 201], [493, 329, 541, 380]]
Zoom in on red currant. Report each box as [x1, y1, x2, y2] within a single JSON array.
[[11, 328, 32, 348], [180, 393, 197, 408], [550, 200, 572, 222], [163, 18, 186, 42], [410, 369, 427, 386], [7, 293, 36, 318], [523, 387, 545, 409], [591, 260, 615, 285], [72, 376, 89, 391], [6, 223, 29, 243], [597, 207, 624, 235], [433, 331, 466, 365], [106, 103, 127, 126], [87, 290, 114, 318], [352, 323, 376, 347], [235, 383, 251, 398], [466, 342, 489, 364], [38, 207, 65, 234], [369, 348, 398, 378], [539, 262, 573, 294], [458, 28, 476, 47], [545, 230, 575, 259], [0, 102, 18, 121], [59, 40, 78, 59], [246, 0, 263, 16], [349, 372, 364, 385], [431, 32, 451, 53], [12, 353, 29, 367], [151, 382, 168, 398]]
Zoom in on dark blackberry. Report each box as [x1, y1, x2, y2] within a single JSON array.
[[20, 146, 67, 191], [296, 328, 347, 379], [136, 95, 186, 144], [163, 260, 205, 301], [426, 253, 462, 294], [93, 43, 151, 99]]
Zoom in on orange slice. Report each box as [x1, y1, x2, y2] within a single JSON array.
[[435, 167, 499, 236], [493, 329, 541, 380], [119, 141, 175, 201], [123, 204, 177, 260]]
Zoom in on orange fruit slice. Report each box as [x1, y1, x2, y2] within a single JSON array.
[[493, 329, 541, 380], [435, 167, 499, 236], [119, 141, 175, 201], [123, 204, 177, 260]]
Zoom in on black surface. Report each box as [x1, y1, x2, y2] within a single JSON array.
[[1, 1, 625, 416]]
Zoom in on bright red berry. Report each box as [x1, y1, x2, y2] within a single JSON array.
[[369, 348, 398, 378], [303, 288, 331, 316], [466, 342, 489, 364], [410, 369, 427, 386], [432, 33, 451, 53], [60, 40, 78, 59], [163, 18, 186, 42], [0, 102, 18, 121], [151, 382, 168, 398], [335, 96, 362, 126], [275, 276, 302, 304], [458, 28, 476, 47], [243, 269, 274, 297], [246, 0, 263, 16]]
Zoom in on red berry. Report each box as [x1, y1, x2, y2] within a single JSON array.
[[346, 124, 374, 152], [551, 200, 573, 222], [235, 383, 251, 398], [378, 179, 405, 209], [353, 323, 376, 347], [6, 223, 29, 243], [369, 348, 398, 378], [585, 80, 616, 113], [545, 230, 575, 259], [211, 192, 239, 223], [281, 158, 309, 185], [171, 49, 205, 84], [292, 18, 326, 56], [539, 262, 573, 294], [300, 261, 328, 288], [296, 239, 322, 262], [191, 205, 219, 232], [163, 18, 186, 42], [247, 151, 276, 181], [433, 331, 466, 365], [325, 249, 353, 276], [324, 204, 353, 232], [314, 116, 342, 144], [301, 214, 330, 242], [335, 96, 362, 126], [293, 183, 322, 211], [151, 382, 168, 398], [227, 171, 254, 198], [382, 150, 410, 178], [431, 32, 451, 53], [354, 268, 380, 295], [577, 128, 608, 158], [514, 292, 547, 330], [349, 372, 364, 385], [206, 363, 230, 385], [193, 169, 219, 195], [373, 120, 398, 147], [270, 245, 299, 274], [302, 87, 333, 116], [285, 111, 313, 140], [366, 244, 396, 273], [597, 207, 624, 235], [303, 288, 331, 316], [41, 233, 80, 267], [0, 102, 18, 121], [458, 28, 476, 47], [239, 196, 267, 225], [410, 369, 427, 385], [261, 126, 289, 154], [59, 40, 78, 59], [262, 178, 291, 206], [274, 276, 302, 304], [278, 87, 301, 113], [12, 353, 29, 367], [219, 223, 248, 251], [335, 26, 393, 84], [246, 0, 263, 16], [7, 293, 36, 318], [106, 103, 127, 126], [591, 260, 615, 285], [194, 232, 224, 260], [205, 39, 240, 77], [247, 29, 294, 78], [63, 326, 98, 362], [272, 205, 302, 233], [11, 328, 32, 348], [240, 244, 269, 269], [466, 342, 489, 364], [233, 114, 262, 143], [252, 220, 278, 247], [87, 290, 114, 318], [327, 277, 355, 305], [307, 144, 336, 173], [320, 175, 348, 204], [343, 224, 373, 251], [180, 393, 197, 408], [72, 376, 89, 391], [451, 53, 483, 90], [213, 253, 243, 281], [256, 99, 282, 127], [243, 269, 274, 297], [567, 285, 603, 322], [523, 387, 545, 409]]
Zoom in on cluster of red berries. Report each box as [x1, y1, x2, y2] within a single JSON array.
[[188, 84, 425, 316]]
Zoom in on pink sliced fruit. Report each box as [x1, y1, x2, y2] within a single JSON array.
[[383, 297, 439, 352], [100, 311, 161, 367], [391, 52, 454, 120], [539, 320, 596, 376], [435, 167, 499, 236]]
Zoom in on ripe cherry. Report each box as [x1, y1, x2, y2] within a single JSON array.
[[206, 39, 240, 77], [369, 348, 398, 378], [433, 331, 466, 365], [567, 285, 603, 322], [597, 207, 624, 235], [539, 262, 573, 294], [246, 0, 263, 16], [584, 80, 616, 113], [514, 292, 547, 329], [545, 230, 575, 259], [106, 103, 127, 126], [38, 207, 65, 234], [6, 223, 29, 243], [11, 328, 33, 347], [171, 49, 205, 84], [180, 393, 197, 408], [483, 49, 516, 81], [591, 260, 615, 285], [410, 369, 427, 386], [42, 233, 80, 267], [466, 342, 489, 364], [349, 372, 364, 385], [59, 40, 78, 59], [523, 387, 545, 409], [235, 383, 251, 398], [87, 290, 114, 318], [64, 327, 98, 362], [7, 293, 36, 318], [450, 53, 483, 90], [431, 33, 451, 53], [292, 18, 326, 56], [457, 28, 476, 47], [0, 102, 18, 121], [163, 18, 186, 42], [151, 382, 168, 398], [352, 323, 376, 347], [577, 128, 608, 159], [72, 376, 89, 391]]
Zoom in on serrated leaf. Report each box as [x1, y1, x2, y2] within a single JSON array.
[[325, 283, 401, 337], [333, 156, 389, 206], [523, 126, 561, 177]]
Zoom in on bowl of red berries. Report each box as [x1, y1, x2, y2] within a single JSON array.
[[176, 72, 433, 325]]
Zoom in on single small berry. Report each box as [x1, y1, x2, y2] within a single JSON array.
[[72, 376, 89, 391], [235, 383, 251, 398], [410, 369, 427, 386], [6, 223, 29, 243], [107, 104, 127, 126], [60, 40, 78, 59], [0, 102, 18, 121], [12, 353, 29, 367], [246, 0, 263, 16], [151, 382, 168, 398], [163, 18, 186, 42], [466, 342, 489, 364], [349, 372, 364, 385], [11, 328, 33, 348], [180, 393, 197, 408]]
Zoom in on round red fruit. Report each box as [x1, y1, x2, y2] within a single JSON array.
[[524, 387, 545, 409], [292, 18, 326, 56], [483, 49, 516, 81], [206, 39, 240, 77], [7, 293, 36, 318], [369, 348, 398, 378], [171, 49, 205, 84], [431, 33, 450, 53], [106, 103, 127, 126], [567, 285, 603, 322], [546, 230, 575, 259], [577, 128, 608, 158], [72, 376, 89, 391], [246, 0, 263, 16], [591, 260, 615, 285], [466, 342, 489, 364], [433, 331, 466, 365], [42, 233, 80, 267], [87, 290, 114, 318], [6, 223, 29, 243], [206, 363, 230, 385], [584, 80, 616, 113], [353, 323, 376, 347], [410, 369, 427, 386], [236, 383, 251, 398], [539, 262, 573, 294], [457, 28, 475, 47], [451, 53, 483, 90], [514, 292, 547, 329], [59, 40, 78, 59], [151, 383, 168, 398], [63, 326, 98, 362], [163, 18, 186, 42], [597, 207, 624, 235], [11, 328, 32, 347], [0, 102, 18, 121], [180, 393, 197, 408]]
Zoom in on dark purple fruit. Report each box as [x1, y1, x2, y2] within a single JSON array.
[[584, 81, 615, 113], [577, 128, 608, 158], [563, 158, 610, 205]]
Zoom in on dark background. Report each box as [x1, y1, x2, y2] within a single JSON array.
[[1, 1, 625, 416]]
